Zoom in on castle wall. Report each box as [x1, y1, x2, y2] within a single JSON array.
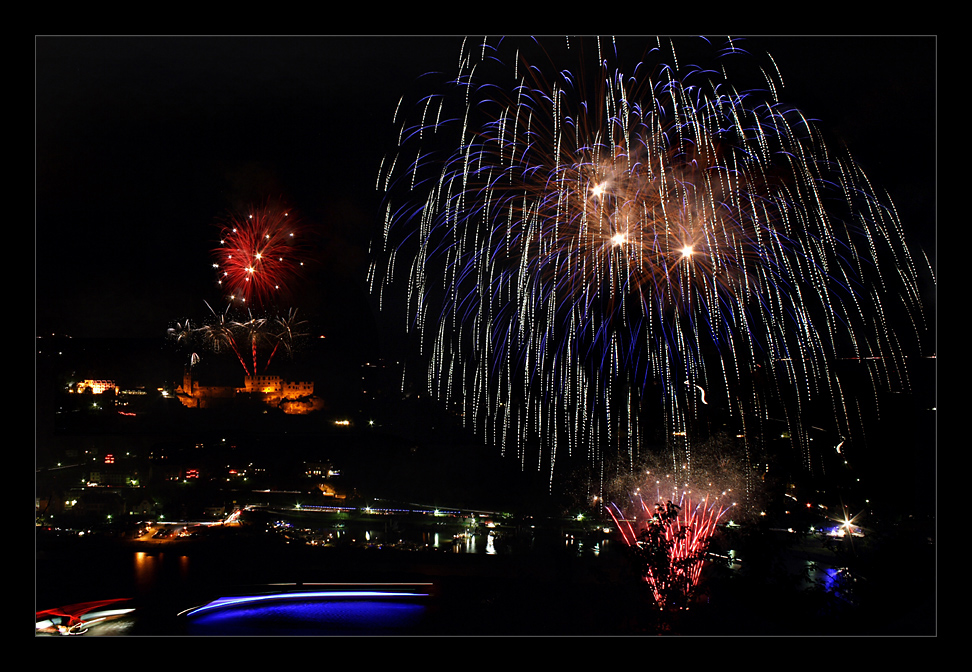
[[177, 371, 315, 411]]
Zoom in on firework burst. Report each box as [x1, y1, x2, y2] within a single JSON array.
[[212, 203, 308, 308], [372, 36, 931, 491], [169, 303, 308, 377], [605, 452, 740, 608], [607, 488, 733, 608]]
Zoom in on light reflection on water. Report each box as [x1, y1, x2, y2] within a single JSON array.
[[40, 520, 616, 632], [133, 551, 192, 598], [327, 520, 610, 558], [133, 551, 157, 595]]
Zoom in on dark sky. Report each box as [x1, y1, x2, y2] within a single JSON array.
[[36, 36, 466, 347], [35, 36, 936, 356]]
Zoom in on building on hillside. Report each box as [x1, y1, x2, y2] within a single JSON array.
[[73, 379, 119, 395], [176, 369, 323, 414]]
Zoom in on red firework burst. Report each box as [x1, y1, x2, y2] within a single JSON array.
[[608, 489, 734, 608], [212, 204, 307, 307]]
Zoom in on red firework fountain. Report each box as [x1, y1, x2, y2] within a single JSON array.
[[608, 487, 734, 608]]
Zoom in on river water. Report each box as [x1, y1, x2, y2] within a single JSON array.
[[36, 522, 634, 635]]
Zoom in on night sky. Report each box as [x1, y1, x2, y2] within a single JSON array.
[[35, 35, 936, 358]]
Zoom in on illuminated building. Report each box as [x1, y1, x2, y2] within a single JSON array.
[[73, 379, 118, 395], [176, 370, 323, 414], [241, 375, 315, 399]]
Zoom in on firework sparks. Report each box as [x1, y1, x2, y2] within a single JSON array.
[[263, 308, 309, 370], [607, 468, 736, 608], [213, 204, 307, 308], [169, 303, 307, 377], [191, 302, 251, 374], [169, 199, 313, 379], [372, 37, 931, 490]]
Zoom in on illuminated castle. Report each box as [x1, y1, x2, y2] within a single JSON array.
[[241, 374, 314, 399], [176, 370, 323, 414]]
